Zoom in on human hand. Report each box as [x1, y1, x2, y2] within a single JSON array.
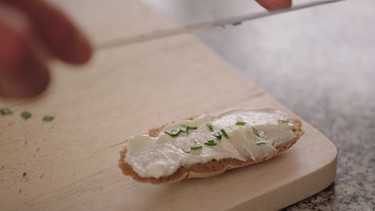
[[0, 0, 290, 99], [0, 0, 92, 98], [256, 0, 292, 11]]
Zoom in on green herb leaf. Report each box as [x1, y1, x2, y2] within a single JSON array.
[[235, 121, 246, 126], [179, 126, 186, 133], [165, 128, 182, 137], [256, 140, 267, 145], [190, 145, 203, 151], [278, 119, 289, 124], [42, 115, 54, 122], [252, 127, 260, 137], [0, 108, 13, 115], [204, 140, 217, 146], [220, 129, 229, 139], [206, 123, 214, 132], [185, 125, 198, 135], [21, 111, 32, 120], [166, 125, 198, 137], [182, 145, 203, 153], [186, 125, 198, 130], [213, 131, 222, 140]]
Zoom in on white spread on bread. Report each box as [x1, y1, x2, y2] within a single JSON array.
[[125, 108, 297, 178]]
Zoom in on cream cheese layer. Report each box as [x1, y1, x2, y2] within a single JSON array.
[[125, 108, 297, 178]]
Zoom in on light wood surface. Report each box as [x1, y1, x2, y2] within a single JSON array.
[[0, 1, 337, 210]]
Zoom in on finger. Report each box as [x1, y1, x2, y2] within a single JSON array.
[[0, 4, 49, 98], [4, 0, 93, 64], [0, 51, 50, 98], [255, 0, 292, 11]]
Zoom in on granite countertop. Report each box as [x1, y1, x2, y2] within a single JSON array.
[[146, 0, 375, 210]]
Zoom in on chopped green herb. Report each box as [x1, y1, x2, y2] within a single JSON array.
[[213, 131, 222, 140], [235, 121, 246, 126], [182, 145, 203, 153], [179, 126, 186, 133], [21, 111, 32, 120], [187, 125, 198, 130], [165, 128, 182, 137], [278, 119, 289, 124], [42, 115, 54, 122], [165, 125, 198, 137], [252, 127, 260, 138], [256, 140, 267, 145], [206, 123, 214, 132], [204, 140, 217, 146], [171, 128, 182, 136], [220, 129, 229, 139], [185, 125, 198, 135], [232, 22, 242, 26], [190, 145, 203, 151], [0, 108, 13, 115]]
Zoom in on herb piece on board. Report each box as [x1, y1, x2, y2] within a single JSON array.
[[220, 129, 230, 139], [235, 121, 246, 126], [42, 115, 55, 122], [21, 111, 32, 120], [278, 119, 289, 124], [0, 108, 13, 115], [232, 22, 242, 26]]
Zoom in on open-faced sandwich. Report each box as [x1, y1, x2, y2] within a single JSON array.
[[119, 108, 304, 184]]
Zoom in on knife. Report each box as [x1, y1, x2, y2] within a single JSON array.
[[97, 0, 343, 49]]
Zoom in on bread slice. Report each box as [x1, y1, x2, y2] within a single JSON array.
[[119, 108, 304, 184]]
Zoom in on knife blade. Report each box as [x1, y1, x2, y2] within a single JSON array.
[[97, 0, 343, 49]]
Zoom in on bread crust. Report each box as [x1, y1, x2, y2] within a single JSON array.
[[119, 118, 304, 184]]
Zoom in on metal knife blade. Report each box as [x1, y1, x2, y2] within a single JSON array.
[[97, 0, 343, 49]]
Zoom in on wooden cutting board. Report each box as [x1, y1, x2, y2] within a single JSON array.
[[0, 0, 337, 210]]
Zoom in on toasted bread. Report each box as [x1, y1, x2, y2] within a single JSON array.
[[119, 108, 304, 184]]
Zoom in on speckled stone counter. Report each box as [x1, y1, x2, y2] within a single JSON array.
[[146, 0, 375, 210]]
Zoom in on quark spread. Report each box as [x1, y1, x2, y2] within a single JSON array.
[[125, 108, 297, 178]]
